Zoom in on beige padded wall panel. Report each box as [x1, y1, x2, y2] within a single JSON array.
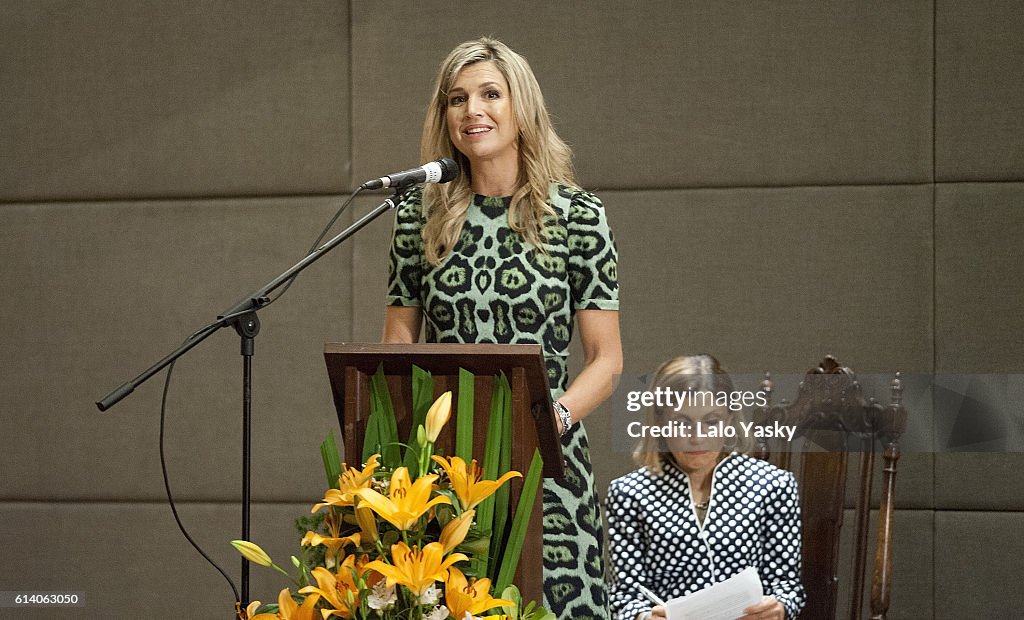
[[609, 186, 933, 375], [936, 1, 1024, 181], [0, 197, 354, 501], [935, 183, 1024, 371], [0, 502, 311, 618], [935, 454, 1024, 510], [934, 511, 1024, 618], [0, 0, 351, 201], [351, 0, 932, 190]]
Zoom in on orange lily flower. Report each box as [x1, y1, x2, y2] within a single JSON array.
[[298, 554, 372, 619], [312, 454, 380, 512], [245, 588, 321, 620], [353, 467, 450, 531], [443, 567, 515, 620], [363, 541, 468, 597], [430, 455, 522, 512], [276, 588, 321, 620], [300, 531, 360, 569]]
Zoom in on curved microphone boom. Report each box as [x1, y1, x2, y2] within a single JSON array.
[[360, 158, 459, 190]]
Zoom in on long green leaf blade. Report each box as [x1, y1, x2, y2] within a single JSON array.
[[369, 365, 400, 467], [320, 430, 342, 489], [489, 374, 513, 571], [403, 365, 434, 470], [475, 373, 506, 578], [362, 403, 381, 465], [495, 448, 544, 593], [455, 367, 475, 462]]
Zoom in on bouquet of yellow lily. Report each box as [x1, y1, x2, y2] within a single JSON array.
[[233, 367, 553, 620]]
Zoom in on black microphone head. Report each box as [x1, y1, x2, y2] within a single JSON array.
[[438, 157, 459, 183]]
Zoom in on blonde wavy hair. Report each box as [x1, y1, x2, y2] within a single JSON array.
[[420, 37, 576, 265], [634, 354, 754, 472]]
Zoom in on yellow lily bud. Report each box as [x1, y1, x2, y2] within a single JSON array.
[[231, 540, 274, 566], [439, 509, 475, 553], [424, 391, 453, 443]]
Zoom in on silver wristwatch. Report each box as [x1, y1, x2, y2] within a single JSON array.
[[553, 400, 573, 436]]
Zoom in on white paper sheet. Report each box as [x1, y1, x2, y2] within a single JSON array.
[[664, 567, 763, 620]]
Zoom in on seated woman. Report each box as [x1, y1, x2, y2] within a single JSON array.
[[606, 354, 805, 620]]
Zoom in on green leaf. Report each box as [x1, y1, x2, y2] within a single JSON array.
[[489, 374, 513, 571], [500, 585, 522, 618], [495, 448, 544, 594], [362, 406, 381, 465], [528, 607, 556, 620], [476, 372, 508, 578], [368, 364, 400, 467], [320, 430, 342, 489], [455, 367, 475, 462], [403, 365, 434, 470]]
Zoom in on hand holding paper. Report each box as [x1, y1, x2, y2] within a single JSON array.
[[739, 595, 787, 619], [662, 567, 763, 620]]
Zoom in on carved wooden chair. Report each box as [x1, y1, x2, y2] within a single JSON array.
[[751, 356, 908, 620]]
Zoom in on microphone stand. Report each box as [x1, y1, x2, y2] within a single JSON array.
[[96, 189, 405, 605]]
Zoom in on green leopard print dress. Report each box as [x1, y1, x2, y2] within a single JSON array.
[[386, 183, 618, 619]]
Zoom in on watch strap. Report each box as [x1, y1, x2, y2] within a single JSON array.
[[554, 400, 573, 436]]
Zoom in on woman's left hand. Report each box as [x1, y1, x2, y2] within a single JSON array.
[[739, 595, 785, 620]]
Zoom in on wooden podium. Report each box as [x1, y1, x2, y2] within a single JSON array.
[[323, 342, 564, 604]]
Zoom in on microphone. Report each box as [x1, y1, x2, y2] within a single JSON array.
[[360, 158, 459, 190]]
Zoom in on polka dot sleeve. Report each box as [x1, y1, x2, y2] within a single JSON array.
[[759, 471, 805, 619], [606, 477, 654, 620]]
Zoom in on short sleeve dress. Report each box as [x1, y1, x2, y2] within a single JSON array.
[[386, 183, 618, 619]]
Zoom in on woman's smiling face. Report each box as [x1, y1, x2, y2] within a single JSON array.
[[446, 61, 519, 170]]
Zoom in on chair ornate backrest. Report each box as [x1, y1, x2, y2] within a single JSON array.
[[751, 356, 908, 620]]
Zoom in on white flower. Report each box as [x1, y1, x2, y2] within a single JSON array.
[[367, 580, 396, 610], [424, 605, 450, 620], [419, 583, 441, 606]]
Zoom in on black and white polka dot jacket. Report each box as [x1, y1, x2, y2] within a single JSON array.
[[606, 453, 805, 620]]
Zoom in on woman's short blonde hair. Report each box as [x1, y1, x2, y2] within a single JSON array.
[[420, 37, 576, 265], [633, 354, 755, 471]]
